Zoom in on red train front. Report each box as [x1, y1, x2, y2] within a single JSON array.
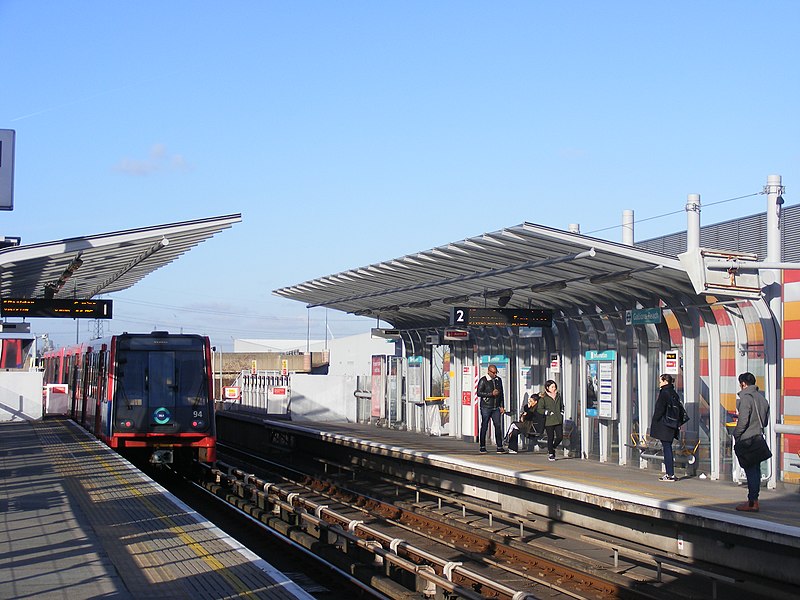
[[44, 331, 216, 468]]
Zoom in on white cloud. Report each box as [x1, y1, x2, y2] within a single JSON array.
[[113, 144, 192, 175]]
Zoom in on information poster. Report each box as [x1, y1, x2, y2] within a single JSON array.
[[407, 356, 423, 432], [518, 365, 538, 412], [407, 356, 423, 405], [461, 364, 478, 437], [387, 356, 401, 424], [462, 365, 474, 406], [371, 355, 385, 418], [584, 350, 617, 419], [479, 355, 510, 383], [664, 350, 680, 375]]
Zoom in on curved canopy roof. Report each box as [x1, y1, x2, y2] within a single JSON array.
[[274, 222, 705, 329], [0, 214, 241, 300]]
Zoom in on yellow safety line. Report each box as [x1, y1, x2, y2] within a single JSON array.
[[42, 425, 257, 598]]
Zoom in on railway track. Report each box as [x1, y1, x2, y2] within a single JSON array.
[[193, 443, 746, 600], [147, 434, 796, 600], [127, 432, 799, 600], [145, 436, 796, 600]]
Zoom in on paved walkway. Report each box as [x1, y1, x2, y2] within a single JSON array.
[[0, 418, 313, 600]]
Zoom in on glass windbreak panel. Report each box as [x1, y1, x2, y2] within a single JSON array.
[[736, 300, 765, 478], [647, 344, 662, 438], [609, 423, 620, 463], [430, 345, 448, 398], [697, 322, 714, 477], [631, 350, 643, 440], [628, 352, 640, 466], [586, 419, 601, 460]]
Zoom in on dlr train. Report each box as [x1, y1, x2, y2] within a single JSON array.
[[42, 331, 216, 467]]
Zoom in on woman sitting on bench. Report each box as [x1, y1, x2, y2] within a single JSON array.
[[504, 394, 545, 453]]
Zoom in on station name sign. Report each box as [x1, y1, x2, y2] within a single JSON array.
[[449, 307, 552, 328], [625, 307, 662, 326], [0, 298, 113, 319]]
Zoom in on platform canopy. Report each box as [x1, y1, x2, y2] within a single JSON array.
[[0, 214, 241, 300], [274, 222, 707, 329]]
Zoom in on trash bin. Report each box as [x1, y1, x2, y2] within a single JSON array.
[[425, 396, 445, 436]]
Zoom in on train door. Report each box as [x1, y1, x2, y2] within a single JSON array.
[[80, 354, 91, 427], [95, 347, 107, 437], [68, 354, 81, 420]]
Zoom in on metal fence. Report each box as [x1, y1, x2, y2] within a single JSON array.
[[223, 370, 291, 415]]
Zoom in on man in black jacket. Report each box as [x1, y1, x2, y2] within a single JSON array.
[[477, 364, 507, 453]]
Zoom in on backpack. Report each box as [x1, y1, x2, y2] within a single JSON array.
[[663, 389, 689, 428], [663, 398, 680, 428]]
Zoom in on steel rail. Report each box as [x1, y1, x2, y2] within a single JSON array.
[[208, 459, 622, 600]]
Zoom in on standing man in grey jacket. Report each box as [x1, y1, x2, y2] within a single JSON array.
[[733, 372, 770, 512]]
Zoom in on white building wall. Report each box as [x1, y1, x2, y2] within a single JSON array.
[[234, 339, 323, 352], [291, 332, 399, 421], [233, 332, 400, 422], [0, 371, 44, 421], [289, 374, 357, 422], [308, 332, 398, 376]]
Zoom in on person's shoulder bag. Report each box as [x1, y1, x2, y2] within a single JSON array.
[[733, 396, 772, 467]]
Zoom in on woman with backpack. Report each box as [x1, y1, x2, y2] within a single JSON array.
[[650, 373, 683, 481]]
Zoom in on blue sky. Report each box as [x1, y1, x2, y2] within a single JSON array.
[[2, 1, 798, 351]]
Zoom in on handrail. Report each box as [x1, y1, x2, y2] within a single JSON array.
[[775, 423, 800, 435]]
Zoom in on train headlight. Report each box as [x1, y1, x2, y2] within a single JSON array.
[[119, 419, 135, 429], [191, 419, 206, 429]]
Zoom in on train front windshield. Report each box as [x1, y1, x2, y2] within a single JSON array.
[[114, 335, 211, 432]]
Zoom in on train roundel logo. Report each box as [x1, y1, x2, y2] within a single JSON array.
[[153, 407, 172, 425]]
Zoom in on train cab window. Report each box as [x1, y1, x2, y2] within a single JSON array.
[[149, 352, 177, 408], [176, 351, 207, 407], [117, 352, 147, 409]]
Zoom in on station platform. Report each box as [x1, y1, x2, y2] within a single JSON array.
[[0, 418, 314, 600], [263, 418, 800, 527], [232, 416, 800, 586]]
